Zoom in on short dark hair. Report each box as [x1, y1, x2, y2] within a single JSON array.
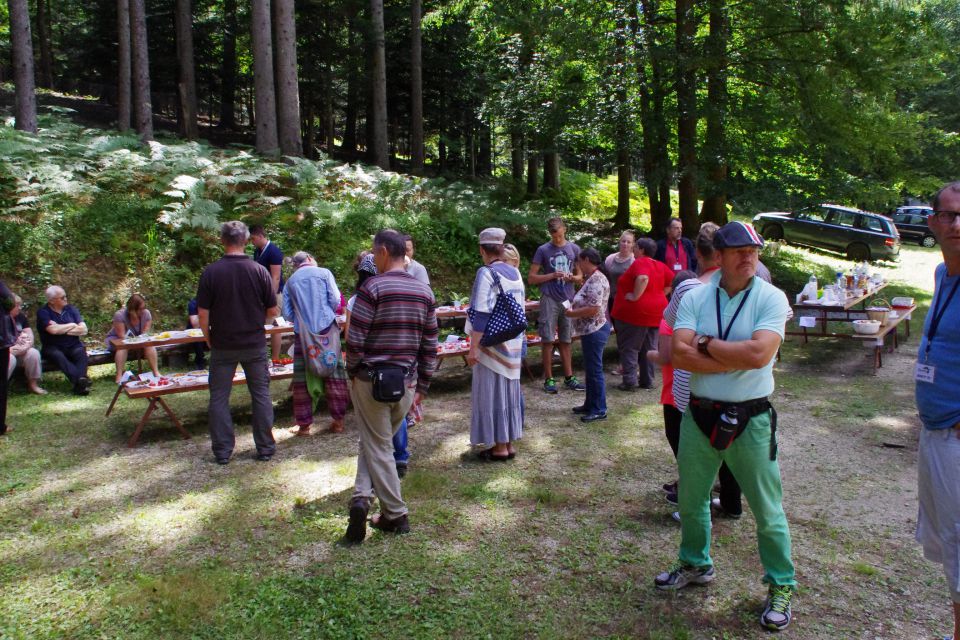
[[248, 224, 266, 237], [671, 269, 697, 289], [635, 237, 657, 257], [667, 217, 682, 230], [480, 243, 503, 257], [579, 247, 602, 266], [402, 234, 414, 244], [932, 182, 960, 210], [547, 217, 565, 233], [373, 229, 407, 259]]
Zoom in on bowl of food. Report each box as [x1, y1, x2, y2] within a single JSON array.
[[853, 319, 881, 335]]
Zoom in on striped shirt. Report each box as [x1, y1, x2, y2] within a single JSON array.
[[346, 270, 439, 394], [663, 277, 703, 412]]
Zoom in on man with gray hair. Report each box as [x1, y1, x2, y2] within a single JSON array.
[[196, 221, 279, 465], [36, 285, 90, 395], [283, 251, 347, 435]]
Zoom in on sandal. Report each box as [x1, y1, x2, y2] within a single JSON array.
[[291, 425, 312, 437], [477, 448, 511, 462]]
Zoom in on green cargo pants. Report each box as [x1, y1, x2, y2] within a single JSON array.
[[676, 408, 797, 588]]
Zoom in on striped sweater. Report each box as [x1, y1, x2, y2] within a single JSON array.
[[346, 270, 439, 394]]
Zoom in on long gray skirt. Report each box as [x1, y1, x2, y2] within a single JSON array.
[[470, 363, 524, 446]]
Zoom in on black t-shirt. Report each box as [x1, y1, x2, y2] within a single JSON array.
[[1, 281, 16, 349], [196, 255, 275, 350]]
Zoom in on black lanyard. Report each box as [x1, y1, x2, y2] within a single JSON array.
[[716, 287, 751, 341], [924, 272, 960, 360]]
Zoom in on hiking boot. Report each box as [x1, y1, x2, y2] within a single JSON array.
[[396, 462, 408, 479], [564, 375, 585, 391], [616, 382, 636, 392], [760, 585, 793, 630], [662, 480, 678, 494], [571, 405, 588, 414], [665, 491, 678, 506], [370, 512, 410, 535], [580, 412, 607, 423], [543, 378, 558, 394], [343, 497, 370, 545], [654, 561, 715, 590]]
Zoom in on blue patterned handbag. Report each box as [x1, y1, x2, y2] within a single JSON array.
[[468, 266, 527, 347]]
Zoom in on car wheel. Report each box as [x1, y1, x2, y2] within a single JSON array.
[[763, 224, 784, 240], [846, 243, 871, 262], [921, 235, 937, 248]]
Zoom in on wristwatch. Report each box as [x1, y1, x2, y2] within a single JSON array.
[[697, 335, 714, 355]]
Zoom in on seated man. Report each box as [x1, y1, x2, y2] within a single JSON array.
[[37, 286, 91, 395], [7, 294, 46, 395]]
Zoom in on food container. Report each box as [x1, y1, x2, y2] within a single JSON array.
[[853, 319, 881, 335], [865, 298, 891, 326], [890, 296, 914, 309]]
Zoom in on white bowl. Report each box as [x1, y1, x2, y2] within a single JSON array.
[[853, 319, 881, 335]]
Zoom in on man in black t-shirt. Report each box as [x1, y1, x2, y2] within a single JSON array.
[[197, 221, 279, 465]]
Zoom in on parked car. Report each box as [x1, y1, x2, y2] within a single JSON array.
[[891, 205, 936, 247], [752, 204, 900, 262]]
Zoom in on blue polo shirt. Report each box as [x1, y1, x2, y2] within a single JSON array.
[[674, 271, 789, 402], [36, 304, 85, 350], [253, 240, 285, 293], [916, 263, 960, 430]]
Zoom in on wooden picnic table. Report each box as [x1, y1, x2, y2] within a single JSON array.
[[849, 304, 917, 370], [118, 366, 294, 447], [788, 282, 889, 341], [108, 324, 294, 352]]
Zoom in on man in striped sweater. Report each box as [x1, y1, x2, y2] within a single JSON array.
[[342, 229, 438, 544]]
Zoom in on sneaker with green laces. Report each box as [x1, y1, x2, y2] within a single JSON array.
[[543, 378, 558, 394], [760, 585, 793, 630], [654, 561, 715, 590], [563, 375, 586, 391]]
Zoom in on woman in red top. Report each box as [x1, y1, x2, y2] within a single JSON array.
[[610, 237, 674, 390]]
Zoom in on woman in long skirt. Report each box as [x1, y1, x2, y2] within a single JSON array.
[[466, 228, 526, 461]]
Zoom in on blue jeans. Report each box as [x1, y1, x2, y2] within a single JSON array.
[[393, 417, 410, 464], [581, 322, 612, 415]]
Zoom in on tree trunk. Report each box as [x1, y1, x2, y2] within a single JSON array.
[[8, 0, 37, 133], [174, 0, 199, 139], [675, 0, 698, 233], [117, 0, 131, 131], [273, 0, 302, 156], [478, 119, 492, 177], [510, 130, 525, 184], [35, 0, 53, 89], [369, 0, 390, 169], [129, 0, 153, 142], [409, 0, 425, 174], [613, 5, 631, 230], [543, 150, 560, 191], [251, 0, 279, 155], [526, 147, 539, 196], [343, 15, 359, 157], [699, 0, 729, 225], [632, 0, 672, 237], [219, 0, 238, 129]]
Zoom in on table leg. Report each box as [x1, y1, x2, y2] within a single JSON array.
[[128, 399, 159, 448], [105, 384, 123, 417], [157, 397, 190, 440]]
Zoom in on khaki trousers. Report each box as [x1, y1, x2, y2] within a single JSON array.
[[350, 377, 414, 518]]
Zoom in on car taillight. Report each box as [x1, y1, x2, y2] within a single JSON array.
[[885, 238, 895, 246]]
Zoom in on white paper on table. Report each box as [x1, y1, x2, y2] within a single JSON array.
[[274, 316, 288, 327], [119, 371, 136, 384], [139, 372, 159, 382], [798, 316, 817, 328]]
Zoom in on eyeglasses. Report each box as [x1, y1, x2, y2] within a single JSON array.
[[933, 211, 960, 224]]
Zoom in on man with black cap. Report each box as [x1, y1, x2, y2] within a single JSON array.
[[653, 221, 796, 631]]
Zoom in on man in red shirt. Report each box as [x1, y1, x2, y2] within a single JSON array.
[[655, 218, 698, 274], [611, 238, 674, 390]]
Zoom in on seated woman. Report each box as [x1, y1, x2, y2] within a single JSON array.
[[105, 294, 160, 384], [37, 285, 91, 395], [7, 294, 46, 395]]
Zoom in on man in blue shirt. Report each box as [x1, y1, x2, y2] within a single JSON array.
[[528, 217, 585, 394], [250, 225, 284, 361], [655, 222, 795, 631], [915, 182, 960, 640], [36, 285, 91, 395]]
